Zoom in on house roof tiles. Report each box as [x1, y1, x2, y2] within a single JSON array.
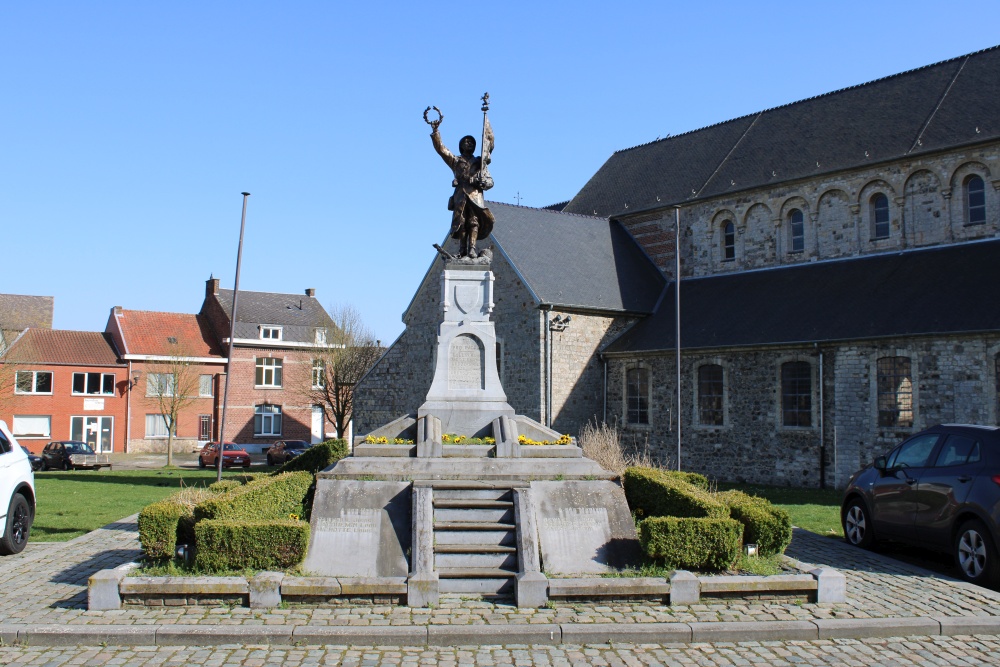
[[213, 289, 335, 342], [116, 310, 224, 358], [3, 329, 122, 366]]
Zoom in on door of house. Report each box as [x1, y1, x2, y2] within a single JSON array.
[[71, 416, 114, 453], [311, 406, 324, 444]]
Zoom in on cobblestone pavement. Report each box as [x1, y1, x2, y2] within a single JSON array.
[[4, 517, 1000, 629], [2, 636, 1000, 666]]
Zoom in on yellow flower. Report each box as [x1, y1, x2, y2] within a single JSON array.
[[289, 513, 300, 521]]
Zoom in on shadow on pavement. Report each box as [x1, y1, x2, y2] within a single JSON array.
[[49, 548, 141, 587]]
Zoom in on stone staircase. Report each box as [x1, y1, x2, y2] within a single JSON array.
[[431, 482, 519, 597]]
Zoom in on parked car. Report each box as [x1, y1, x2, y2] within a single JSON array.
[[0, 421, 35, 555], [198, 442, 251, 469], [841, 424, 1000, 586], [266, 440, 311, 466], [41, 441, 112, 471], [20, 447, 43, 472]]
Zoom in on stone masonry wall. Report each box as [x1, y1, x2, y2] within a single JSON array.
[[606, 333, 1000, 488]]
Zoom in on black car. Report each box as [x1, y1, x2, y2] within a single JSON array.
[[19, 446, 43, 472], [842, 424, 1000, 586], [266, 440, 311, 466], [41, 441, 97, 471]]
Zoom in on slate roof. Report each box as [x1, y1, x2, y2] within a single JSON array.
[[117, 310, 224, 358], [605, 240, 1000, 354], [565, 45, 1000, 219], [3, 329, 122, 366], [214, 289, 335, 342], [488, 202, 666, 313], [0, 294, 54, 330]]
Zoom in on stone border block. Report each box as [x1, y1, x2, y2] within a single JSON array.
[[155, 624, 294, 646], [691, 620, 818, 642], [560, 622, 692, 644], [250, 571, 283, 609], [89, 564, 132, 610], [428, 623, 561, 646], [292, 625, 428, 645], [23, 625, 158, 646], [548, 577, 670, 598], [936, 615, 1000, 636], [814, 617, 941, 639], [407, 572, 439, 608], [810, 567, 846, 603], [280, 576, 342, 597], [669, 570, 699, 605], [517, 571, 549, 608], [700, 574, 816, 594], [337, 577, 408, 595], [121, 576, 248, 596], [0, 624, 24, 645]]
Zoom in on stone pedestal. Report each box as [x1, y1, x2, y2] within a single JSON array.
[[418, 263, 515, 436]]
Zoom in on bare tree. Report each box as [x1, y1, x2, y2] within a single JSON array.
[[306, 305, 382, 440], [146, 349, 200, 467]]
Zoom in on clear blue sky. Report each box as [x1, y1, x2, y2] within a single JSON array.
[[3, 2, 998, 344]]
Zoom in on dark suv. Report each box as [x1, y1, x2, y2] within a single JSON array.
[[841, 424, 1000, 586]]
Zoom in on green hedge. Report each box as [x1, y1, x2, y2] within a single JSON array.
[[638, 516, 742, 570], [193, 519, 310, 571], [208, 480, 243, 493], [276, 439, 349, 474], [718, 490, 793, 556], [623, 467, 728, 519], [137, 499, 189, 560], [664, 470, 710, 490], [194, 471, 313, 523]]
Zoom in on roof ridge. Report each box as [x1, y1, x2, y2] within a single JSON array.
[[121, 308, 200, 317], [216, 287, 319, 298], [612, 44, 1000, 156], [487, 199, 607, 221]]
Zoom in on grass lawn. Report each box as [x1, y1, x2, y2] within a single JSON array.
[[30, 469, 252, 542], [717, 482, 844, 538]]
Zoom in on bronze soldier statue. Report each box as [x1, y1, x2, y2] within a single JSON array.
[[425, 95, 495, 259]]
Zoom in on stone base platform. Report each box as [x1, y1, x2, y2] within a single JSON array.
[[318, 456, 615, 482]]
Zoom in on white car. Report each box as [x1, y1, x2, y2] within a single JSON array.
[[0, 421, 35, 555]]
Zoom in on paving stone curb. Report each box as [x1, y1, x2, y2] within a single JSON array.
[[3, 616, 1000, 647]]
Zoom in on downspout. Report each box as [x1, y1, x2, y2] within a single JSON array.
[[601, 352, 607, 424], [125, 360, 132, 453], [674, 206, 682, 472], [818, 346, 826, 489], [544, 306, 552, 428]]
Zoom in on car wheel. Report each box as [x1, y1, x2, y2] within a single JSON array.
[[955, 520, 1000, 586], [62, 460, 71, 472], [267, 454, 273, 466], [843, 499, 874, 549], [198, 457, 206, 469], [40, 460, 49, 472], [0, 494, 32, 555]]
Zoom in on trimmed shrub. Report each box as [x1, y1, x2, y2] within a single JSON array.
[[194, 519, 310, 571], [193, 471, 313, 523], [276, 439, 349, 475], [208, 480, 243, 493], [638, 516, 742, 570], [718, 490, 793, 556], [623, 467, 728, 519], [137, 499, 188, 560], [663, 470, 710, 490]]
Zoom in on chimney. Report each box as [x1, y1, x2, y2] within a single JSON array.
[[113, 306, 123, 316], [207, 277, 220, 296], [305, 288, 316, 297]]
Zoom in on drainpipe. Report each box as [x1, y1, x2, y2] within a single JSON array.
[[544, 307, 552, 428], [818, 346, 826, 490], [600, 352, 607, 424], [674, 206, 682, 471], [125, 360, 132, 453]]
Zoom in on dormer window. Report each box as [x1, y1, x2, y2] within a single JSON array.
[[260, 326, 282, 341], [315, 328, 327, 345]]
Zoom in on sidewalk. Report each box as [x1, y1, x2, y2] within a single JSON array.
[[2, 518, 1000, 646]]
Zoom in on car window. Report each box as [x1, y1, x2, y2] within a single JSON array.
[[933, 435, 980, 467], [0, 431, 10, 454], [888, 433, 939, 469], [223, 444, 239, 451]]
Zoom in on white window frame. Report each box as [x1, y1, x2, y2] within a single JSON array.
[[73, 372, 116, 396], [199, 374, 213, 397], [71, 415, 114, 452], [256, 357, 283, 388], [146, 373, 176, 397], [14, 370, 53, 395], [254, 404, 282, 437], [144, 414, 171, 439], [311, 359, 325, 389], [314, 328, 327, 344], [260, 326, 283, 341], [12, 415, 52, 439]]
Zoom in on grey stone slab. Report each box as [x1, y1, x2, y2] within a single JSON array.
[[936, 615, 1000, 636], [810, 567, 846, 603], [88, 567, 127, 610], [442, 444, 495, 458], [155, 625, 294, 646], [690, 620, 818, 642], [357, 414, 417, 448], [407, 572, 439, 608], [337, 577, 408, 595], [416, 415, 442, 458], [517, 571, 548, 608], [353, 444, 414, 457], [249, 571, 283, 609], [292, 625, 428, 646], [560, 623, 692, 644], [120, 576, 248, 595], [669, 570, 700, 605], [0, 624, 24, 645], [438, 577, 513, 595], [434, 507, 512, 523], [520, 445, 581, 458], [428, 623, 561, 646], [531, 480, 641, 574], [435, 552, 516, 569], [699, 574, 816, 593], [494, 415, 520, 458], [548, 577, 669, 598], [322, 456, 614, 482], [23, 625, 158, 646], [814, 617, 941, 639], [280, 577, 341, 596], [303, 479, 411, 577]]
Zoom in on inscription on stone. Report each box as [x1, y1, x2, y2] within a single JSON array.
[[448, 334, 484, 390]]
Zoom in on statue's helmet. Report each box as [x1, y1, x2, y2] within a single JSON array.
[[459, 135, 476, 156]]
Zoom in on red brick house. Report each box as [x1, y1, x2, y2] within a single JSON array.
[[1, 329, 127, 453]]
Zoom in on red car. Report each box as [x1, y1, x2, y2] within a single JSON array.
[[198, 442, 251, 469]]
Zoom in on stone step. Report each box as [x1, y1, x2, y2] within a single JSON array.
[[434, 508, 514, 523], [438, 578, 515, 596], [433, 530, 515, 547], [434, 544, 517, 554], [433, 499, 513, 509], [433, 489, 512, 502], [435, 552, 518, 569], [423, 481, 521, 491], [433, 521, 516, 531], [437, 567, 518, 579]]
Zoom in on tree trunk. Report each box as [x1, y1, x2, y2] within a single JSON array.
[[166, 425, 174, 467]]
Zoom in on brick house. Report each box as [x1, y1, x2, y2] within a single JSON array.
[[356, 45, 1000, 488], [1, 329, 127, 453]]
